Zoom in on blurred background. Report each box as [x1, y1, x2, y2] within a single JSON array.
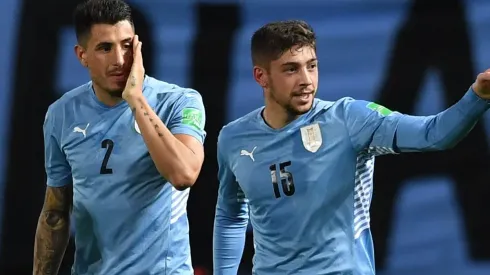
[[1, 0, 490, 274]]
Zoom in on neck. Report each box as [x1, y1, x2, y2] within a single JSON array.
[[92, 83, 124, 107], [263, 98, 299, 129]]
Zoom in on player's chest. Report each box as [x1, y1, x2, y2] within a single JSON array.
[[60, 109, 170, 181], [229, 123, 356, 204]]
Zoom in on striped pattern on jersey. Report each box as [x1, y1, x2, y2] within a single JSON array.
[[353, 147, 396, 239], [171, 187, 190, 224]]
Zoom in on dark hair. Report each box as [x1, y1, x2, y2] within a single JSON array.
[[251, 20, 316, 67], [74, 0, 133, 44]]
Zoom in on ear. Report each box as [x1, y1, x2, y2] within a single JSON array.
[[253, 65, 268, 88], [74, 44, 88, 67]]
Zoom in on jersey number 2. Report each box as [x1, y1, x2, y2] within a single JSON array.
[[100, 139, 114, 174], [269, 161, 295, 198]]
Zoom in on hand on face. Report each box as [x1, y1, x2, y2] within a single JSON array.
[[122, 35, 145, 101]]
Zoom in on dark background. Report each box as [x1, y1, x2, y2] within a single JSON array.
[[0, 0, 490, 274]]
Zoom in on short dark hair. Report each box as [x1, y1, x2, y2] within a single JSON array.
[[251, 20, 316, 68], [74, 0, 133, 45]]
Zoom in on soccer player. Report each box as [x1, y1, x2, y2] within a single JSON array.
[[213, 20, 490, 275], [33, 0, 206, 274]]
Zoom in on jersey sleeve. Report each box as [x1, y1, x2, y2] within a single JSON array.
[[43, 106, 72, 187], [167, 89, 207, 144], [213, 132, 249, 275], [342, 87, 489, 154]]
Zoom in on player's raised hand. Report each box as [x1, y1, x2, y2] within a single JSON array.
[[472, 69, 490, 99], [122, 34, 145, 101]]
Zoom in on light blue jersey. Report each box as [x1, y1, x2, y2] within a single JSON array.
[[43, 76, 206, 275], [213, 88, 488, 275]]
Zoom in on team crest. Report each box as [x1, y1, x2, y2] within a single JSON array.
[[300, 123, 322, 153], [134, 120, 141, 134]]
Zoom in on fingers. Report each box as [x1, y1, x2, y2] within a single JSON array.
[[133, 35, 140, 53], [136, 41, 142, 56], [131, 35, 143, 66], [478, 71, 490, 81]]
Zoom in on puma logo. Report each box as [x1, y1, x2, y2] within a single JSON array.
[[240, 146, 257, 162], [73, 123, 90, 138]]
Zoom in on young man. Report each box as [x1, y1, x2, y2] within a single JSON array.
[[33, 0, 206, 274], [213, 20, 490, 275]]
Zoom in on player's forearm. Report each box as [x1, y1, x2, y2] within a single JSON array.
[[128, 95, 200, 189], [213, 207, 248, 274], [395, 87, 489, 152], [33, 210, 70, 275]]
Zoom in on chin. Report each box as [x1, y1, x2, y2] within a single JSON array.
[[298, 100, 314, 113], [107, 88, 123, 98], [289, 103, 313, 116], [295, 107, 312, 115]]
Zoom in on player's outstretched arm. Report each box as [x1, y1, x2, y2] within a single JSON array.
[[343, 70, 490, 154], [213, 136, 249, 275], [123, 36, 205, 190], [33, 185, 72, 275]]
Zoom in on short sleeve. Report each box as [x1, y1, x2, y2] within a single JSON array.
[[44, 106, 72, 187], [342, 98, 400, 155], [167, 89, 207, 144]]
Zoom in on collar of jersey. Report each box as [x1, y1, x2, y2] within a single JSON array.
[[255, 99, 317, 133], [87, 75, 151, 110]]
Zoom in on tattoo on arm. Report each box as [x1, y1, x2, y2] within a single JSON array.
[[33, 186, 73, 275], [130, 74, 136, 87], [133, 98, 165, 137]]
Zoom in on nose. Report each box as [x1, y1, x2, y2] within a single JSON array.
[[299, 67, 312, 87], [113, 47, 125, 67]]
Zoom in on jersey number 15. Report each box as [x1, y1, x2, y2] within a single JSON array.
[[269, 161, 295, 198]]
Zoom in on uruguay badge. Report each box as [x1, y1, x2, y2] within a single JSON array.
[[300, 123, 322, 153]]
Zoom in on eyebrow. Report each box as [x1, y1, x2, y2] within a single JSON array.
[[95, 37, 133, 48], [281, 58, 318, 66]]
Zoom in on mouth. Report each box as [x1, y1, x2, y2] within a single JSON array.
[[108, 73, 127, 81], [293, 92, 314, 100], [290, 91, 314, 105], [298, 93, 311, 100]]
